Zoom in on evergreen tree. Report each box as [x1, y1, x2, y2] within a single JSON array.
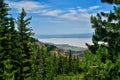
[[73, 56, 80, 74], [8, 17, 20, 80], [0, 0, 16, 79], [87, 0, 120, 61], [68, 51, 73, 73], [101, 0, 120, 4], [84, 0, 120, 79], [16, 8, 33, 80], [53, 53, 58, 76], [31, 45, 41, 80], [62, 56, 69, 74], [57, 54, 63, 74]]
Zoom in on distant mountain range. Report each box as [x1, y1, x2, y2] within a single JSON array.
[[34, 33, 93, 39]]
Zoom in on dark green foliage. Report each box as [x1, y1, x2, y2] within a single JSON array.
[[16, 8, 34, 80], [0, 0, 16, 79], [84, 0, 120, 79], [101, 0, 120, 4], [87, 6, 120, 60], [0, 0, 35, 79], [83, 46, 120, 80], [68, 51, 73, 72], [45, 44, 56, 52]]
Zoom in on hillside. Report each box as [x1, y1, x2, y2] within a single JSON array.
[[53, 44, 87, 57], [31, 37, 88, 58], [31, 38, 68, 57], [33, 38, 87, 57]]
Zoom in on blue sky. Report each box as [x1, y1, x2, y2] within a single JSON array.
[[6, 0, 114, 35]]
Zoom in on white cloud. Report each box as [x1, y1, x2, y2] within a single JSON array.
[[68, 9, 77, 14], [60, 13, 78, 21], [78, 9, 87, 13], [8, 0, 47, 12], [7, 0, 101, 23], [77, 5, 100, 13], [8, 0, 62, 17], [59, 5, 100, 21], [59, 7, 92, 22], [80, 13, 91, 18], [89, 6, 100, 10], [42, 10, 63, 16]]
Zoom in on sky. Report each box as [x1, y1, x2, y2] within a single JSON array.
[[6, 0, 114, 35]]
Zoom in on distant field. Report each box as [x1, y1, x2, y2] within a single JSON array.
[[39, 38, 92, 48], [55, 44, 87, 57], [55, 44, 86, 51]]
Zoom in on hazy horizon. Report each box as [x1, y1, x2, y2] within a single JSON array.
[[39, 38, 92, 48], [34, 33, 92, 39]]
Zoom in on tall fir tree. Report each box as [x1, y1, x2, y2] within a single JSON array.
[[16, 8, 33, 80], [0, 0, 16, 79], [68, 51, 73, 73]]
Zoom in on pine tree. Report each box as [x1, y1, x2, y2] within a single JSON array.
[[101, 0, 120, 4], [0, 0, 16, 79], [85, 0, 120, 79], [57, 54, 63, 74], [73, 56, 80, 74], [8, 17, 20, 80], [87, 0, 120, 60], [68, 51, 73, 73], [31, 46, 39, 79], [53, 53, 58, 76], [62, 56, 68, 74], [16, 8, 33, 80]]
